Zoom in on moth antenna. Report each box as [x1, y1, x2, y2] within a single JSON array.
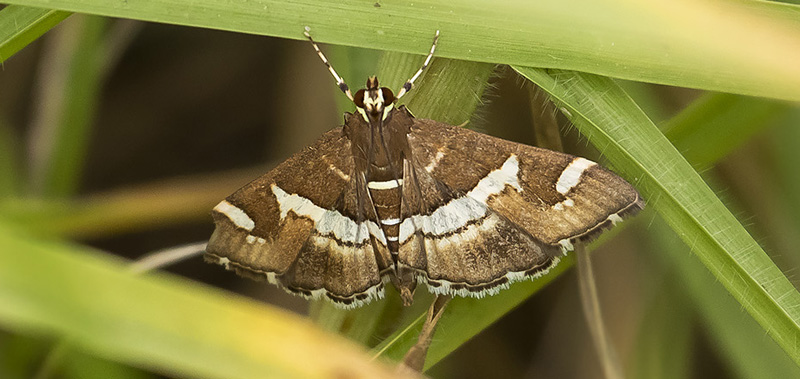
[[395, 30, 440, 100], [304, 26, 354, 101]]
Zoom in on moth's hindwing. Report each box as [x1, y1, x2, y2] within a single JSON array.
[[206, 128, 389, 308], [398, 157, 562, 298], [398, 114, 643, 298]]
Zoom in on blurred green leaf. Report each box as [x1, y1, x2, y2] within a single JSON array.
[[631, 277, 694, 379], [59, 348, 156, 379], [0, 167, 266, 239], [0, 118, 19, 197], [770, 109, 800, 222], [649, 218, 800, 379], [663, 93, 792, 168], [0, 222, 403, 379], [27, 15, 110, 197], [0, 331, 52, 379], [2, 0, 800, 100], [615, 80, 671, 124], [34, 341, 156, 379]]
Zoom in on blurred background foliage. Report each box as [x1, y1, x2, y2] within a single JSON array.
[[1, 0, 800, 378]]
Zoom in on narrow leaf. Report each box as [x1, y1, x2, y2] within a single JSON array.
[[515, 66, 800, 367], [0, 5, 70, 63], [2, 0, 800, 100], [0, 222, 404, 379]]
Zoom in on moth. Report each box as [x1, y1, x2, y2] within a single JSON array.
[[205, 29, 643, 309]]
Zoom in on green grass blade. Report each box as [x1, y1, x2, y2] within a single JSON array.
[[3, 0, 800, 100], [514, 66, 800, 366], [0, 5, 70, 63], [0, 222, 403, 379], [1, 167, 268, 239]]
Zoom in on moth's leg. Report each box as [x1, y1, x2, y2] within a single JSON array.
[[396, 295, 451, 374], [395, 30, 440, 100], [303, 26, 354, 101]]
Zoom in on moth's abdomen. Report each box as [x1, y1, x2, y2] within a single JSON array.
[[367, 177, 403, 255]]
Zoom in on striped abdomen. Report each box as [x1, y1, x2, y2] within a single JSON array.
[[367, 167, 403, 255]]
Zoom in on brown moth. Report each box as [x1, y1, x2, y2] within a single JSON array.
[[205, 29, 643, 309]]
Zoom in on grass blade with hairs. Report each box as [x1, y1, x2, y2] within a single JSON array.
[[514, 67, 800, 367], [1, 0, 799, 100]]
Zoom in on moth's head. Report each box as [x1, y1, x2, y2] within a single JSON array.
[[353, 76, 395, 122]]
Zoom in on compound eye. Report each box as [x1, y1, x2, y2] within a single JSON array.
[[381, 87, 395, 104], [353, 89, 366, 108]]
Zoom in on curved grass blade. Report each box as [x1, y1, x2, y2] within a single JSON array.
[[2, 0, 800, 100], [0, 222, 405, 379], [514, 66, 800, 367]]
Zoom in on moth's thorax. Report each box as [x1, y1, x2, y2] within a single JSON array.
[[344, 105, 414, 181], [354, 76, 396, 123]]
